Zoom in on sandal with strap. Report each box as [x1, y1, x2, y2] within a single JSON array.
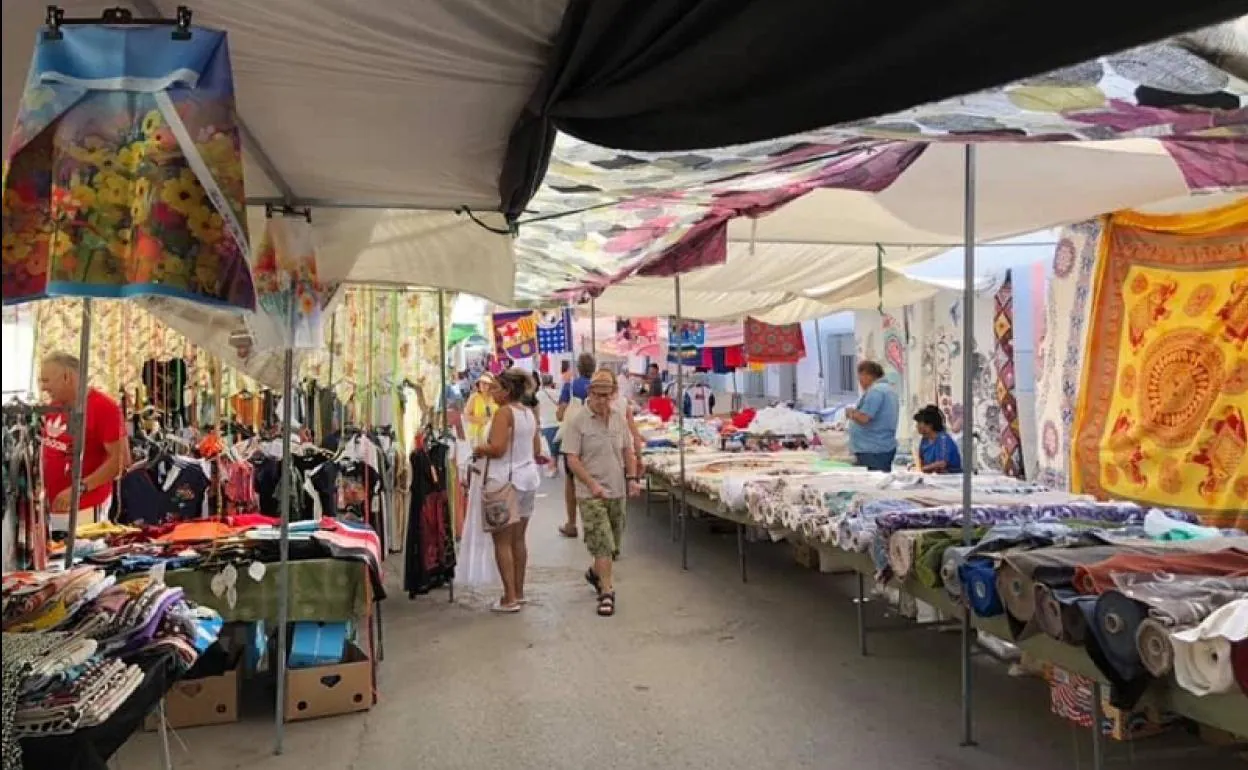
[[585, 568, 602, 593], [597, 592, 616, 617], [558, 524, 578, 538]]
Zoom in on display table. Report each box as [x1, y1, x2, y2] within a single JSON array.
[[162, 558, 368, 623]]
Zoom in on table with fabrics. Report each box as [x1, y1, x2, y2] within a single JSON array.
[[649, 460, 1248, 738], [2, 569, 223, 770]]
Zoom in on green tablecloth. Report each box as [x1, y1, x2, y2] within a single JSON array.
[[163, 558, 367, 623]]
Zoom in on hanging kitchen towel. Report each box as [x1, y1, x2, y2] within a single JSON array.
[[2, 24, 253, 309], [1171, 599, 1248, 697], [743, 317, 806, 364]]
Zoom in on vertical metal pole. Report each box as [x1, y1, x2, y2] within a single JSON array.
[[857, 572, 868, 656], [674, 276, 688, 570], [813, 317, 826, 409], [737, 522, 747, 583], [589, 298, 597, 358], [959, 144, 978, 749], [1090, 681, 1105, 770], [438, 290, 448, 432], [273, 341, 295, 754], [438, 291, 454, 603], [158, 699, 173, 770], [62, 298, 94, 569]]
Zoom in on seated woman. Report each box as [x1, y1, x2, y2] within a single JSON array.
[[914, 405, 962, 474]]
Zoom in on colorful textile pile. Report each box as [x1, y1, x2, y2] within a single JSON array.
[[2, 25, 254, 309], [743, 317, 806, 364], [1072, 201, 1248, 530]]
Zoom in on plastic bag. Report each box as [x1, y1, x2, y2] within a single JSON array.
[[454, 460, 499, 588]]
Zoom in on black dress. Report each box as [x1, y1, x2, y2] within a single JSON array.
[[403, 441, 455, 596]]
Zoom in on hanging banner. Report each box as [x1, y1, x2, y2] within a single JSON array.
[[743, 317, 806, 364], [2, 25, 254, 310], [1072, 203, 1248, 530], [492, 310, 538, 358], [252, 216, 338, 350], [669, 318, 705, 348], [536, 308, 573, 354]]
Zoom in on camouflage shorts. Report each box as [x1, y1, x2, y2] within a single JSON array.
[[580, 497, 626, 559]]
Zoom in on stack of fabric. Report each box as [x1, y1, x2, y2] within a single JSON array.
[[1, 572, 222, 770]]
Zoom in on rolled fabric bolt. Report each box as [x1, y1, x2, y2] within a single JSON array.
[[1034, 583, 1065, 640], [1059, 594, 1097, 645], [1232, 639, 1248, 695], [888, 530, 923, 580], [959, 559, 1004, 618], [942, 546, 973, 600], [1094, 590, 1149, 681], [997, 563, 1036, 622], [1171, 599, 1248, 697], [1137, 618, 1180, 677]]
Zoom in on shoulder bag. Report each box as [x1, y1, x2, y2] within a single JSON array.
[[481, 406, 518, 532]]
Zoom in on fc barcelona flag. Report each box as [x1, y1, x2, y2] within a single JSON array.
[[537, 308, 573, 353], [492, 310, 538, 358]]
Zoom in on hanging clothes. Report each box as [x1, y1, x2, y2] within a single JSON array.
[[404, 439, 455, 597], [140, 357, 189, 428]]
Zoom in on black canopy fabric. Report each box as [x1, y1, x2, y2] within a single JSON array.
[[500, 0, 1243, 219]]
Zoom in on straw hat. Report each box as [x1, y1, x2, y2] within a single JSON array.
[[589, 369, 617, 393]]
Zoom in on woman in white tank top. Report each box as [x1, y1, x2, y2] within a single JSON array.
[[472, 368, 547, 612]]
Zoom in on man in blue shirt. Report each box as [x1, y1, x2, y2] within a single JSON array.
[[845, 360, 899, 472]]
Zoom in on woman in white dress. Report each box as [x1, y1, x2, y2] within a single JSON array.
[[472, 368, 545, 612]]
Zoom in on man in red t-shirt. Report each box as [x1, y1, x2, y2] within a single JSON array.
[[39, 352, 127, 534]]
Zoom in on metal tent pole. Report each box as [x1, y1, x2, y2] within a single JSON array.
[[590, 298, 597, 358], [438, 290, 454, 604], [273, 312, 296, 754], [674, 276, 688, 571], [959, 144, 978, 749], [62, 298, 94, 569], [813, 316, 826, 409]]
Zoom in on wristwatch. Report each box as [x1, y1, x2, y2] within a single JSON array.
[[78, 480, 89, 494]]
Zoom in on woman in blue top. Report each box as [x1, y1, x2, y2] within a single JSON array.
[[914, 405, 962, 474]]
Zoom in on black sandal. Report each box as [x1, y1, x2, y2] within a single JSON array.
[[597, 592, 616, 617], [585, 568, 602, 593]]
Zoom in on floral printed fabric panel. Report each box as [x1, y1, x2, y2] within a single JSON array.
[[1034, 221, 1103, 489], [1071, 212, 1248, 528], [252, 216, 339, 350], [2, 26, 253, 310]]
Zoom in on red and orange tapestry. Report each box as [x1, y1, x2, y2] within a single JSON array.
[[1072, 200, 1248, 530]]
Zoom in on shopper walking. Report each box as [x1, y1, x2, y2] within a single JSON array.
[[556, 352, 595, 537], [562, 370, 641, 617], [472, 369, 545, 612], [38, 352, 128, 536], [845, 360, 900, 472], [536, 374, 562, 473]]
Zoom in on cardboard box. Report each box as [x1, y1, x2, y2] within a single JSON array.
[[793, 543, 820, 570], [289, 621, 349, 669], [144, 658, 240, 731], [284, 643, 373, 722]]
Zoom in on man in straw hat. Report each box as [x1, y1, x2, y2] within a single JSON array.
[[561, 369, 641, 617]]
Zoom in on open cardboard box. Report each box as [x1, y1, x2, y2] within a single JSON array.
[[144, 656, 241, 731], [284, 642, 373, 722]]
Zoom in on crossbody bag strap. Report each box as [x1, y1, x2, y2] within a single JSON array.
[[507, 405, 515, 482]]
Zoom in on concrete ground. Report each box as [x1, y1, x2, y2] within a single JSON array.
[[117, 478, 1243, 770]]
